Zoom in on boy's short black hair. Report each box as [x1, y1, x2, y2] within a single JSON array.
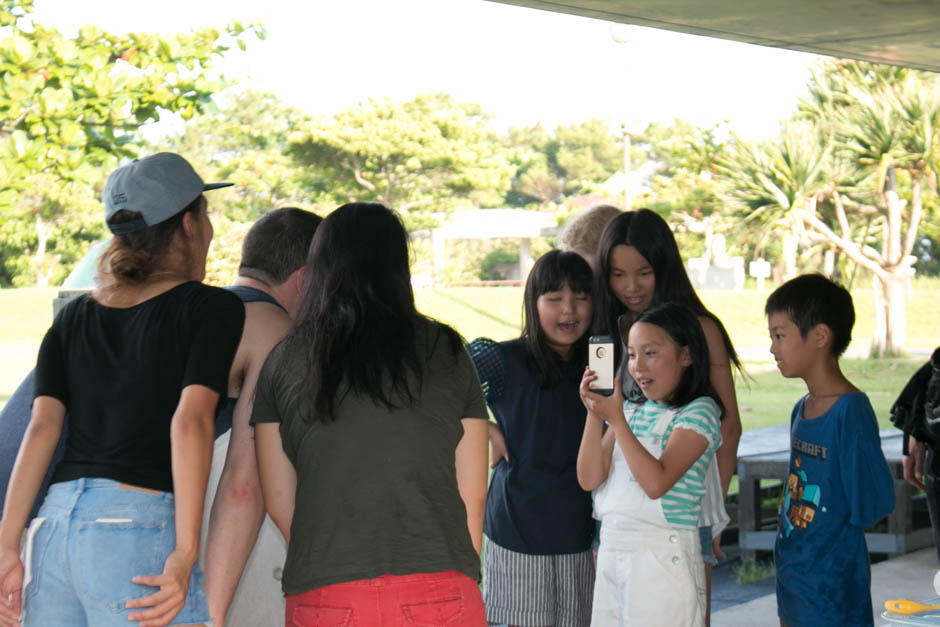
[[765, 274, 855, 357], [239, 207, 322, 284]]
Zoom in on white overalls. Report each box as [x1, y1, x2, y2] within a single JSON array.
[[591, 407, 707, 626]]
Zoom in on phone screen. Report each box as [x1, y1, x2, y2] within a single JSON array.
[[589, 335, 614, 396]]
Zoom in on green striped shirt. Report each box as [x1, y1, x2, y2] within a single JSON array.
[[627, 396, 722, 527]]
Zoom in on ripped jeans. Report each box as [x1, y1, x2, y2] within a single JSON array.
[[21, 478, 212, 627]]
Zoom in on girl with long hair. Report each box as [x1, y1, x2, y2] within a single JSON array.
[[252, 202, 489, 626], [592, 209, 743, 620], [470, 250, 596, 627], [578, 302, 724, 625], [0, 153, 244, 627]]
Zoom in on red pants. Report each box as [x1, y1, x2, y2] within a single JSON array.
[[285, 570, 486, 626]]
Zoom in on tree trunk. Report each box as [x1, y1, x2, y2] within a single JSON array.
[[871, 272, 908, 357], [33, 212, 54, 288], [823, 249, 835, 277], [781, 228, 797, 280]]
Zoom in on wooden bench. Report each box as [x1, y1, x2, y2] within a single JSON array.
[[736, 424, 933, 561]]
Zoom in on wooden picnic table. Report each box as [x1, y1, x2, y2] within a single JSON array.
[[736, 424, 933, 561]]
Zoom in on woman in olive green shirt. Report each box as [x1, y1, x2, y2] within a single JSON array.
[[252, 202, 489, 627]]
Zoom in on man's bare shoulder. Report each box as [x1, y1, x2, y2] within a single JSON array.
[[228, 301, 292, 396], [243, 301, 292, 358]]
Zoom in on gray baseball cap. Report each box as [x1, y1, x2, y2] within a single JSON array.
[[102, 152, 232, 235]]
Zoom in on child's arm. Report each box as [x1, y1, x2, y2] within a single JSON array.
[[612, 423, 708, 500], [578, 369, 622, 490], [487, 421, 509, 468], [700, 316, 741, 499], [577, 412, 615, 490], [456, 418, 489, 556], [582, 370, 711, 499], [841, 394, 896, 527], [468, 338, 508, 469]]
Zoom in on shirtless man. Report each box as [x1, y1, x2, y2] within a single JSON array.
[[203, 207, 321, 626]]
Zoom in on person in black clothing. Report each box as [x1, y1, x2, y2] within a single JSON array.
[[894, 347, 940, 563], [0, 153, 244, 627], [0, 207, 323, 627]]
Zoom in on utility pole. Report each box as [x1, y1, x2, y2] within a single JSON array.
[[621, 121, 631, 212], [610, 24, 632, 212]]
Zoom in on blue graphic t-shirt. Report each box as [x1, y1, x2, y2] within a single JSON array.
[[774, 392, 895, 627]]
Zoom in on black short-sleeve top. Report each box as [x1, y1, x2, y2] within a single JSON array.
[[35, 281, 245, 493], [251, 321, 488, 595]]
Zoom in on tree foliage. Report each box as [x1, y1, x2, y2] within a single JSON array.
[[288, 93, 514, 229], [155, 90, 318, 222], [635, 120, 733, 259], [504, 119, 626, 208], [0, 0, 262, 285], [719, 59, 940, 355]]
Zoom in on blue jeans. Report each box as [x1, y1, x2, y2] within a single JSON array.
[[22, 478, 211, 627]]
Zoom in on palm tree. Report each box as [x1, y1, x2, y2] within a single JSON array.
[[718, 120, 832, 279], [794, 61, 939, 356], [721, 59, 940, 356]]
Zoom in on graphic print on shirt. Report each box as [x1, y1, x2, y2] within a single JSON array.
[[780, 454, 825, 537]]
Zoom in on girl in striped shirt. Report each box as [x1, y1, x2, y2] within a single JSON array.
[[577, 302, 723, 626]]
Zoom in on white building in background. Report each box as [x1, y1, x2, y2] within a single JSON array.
[[430, 209, 557, 285]]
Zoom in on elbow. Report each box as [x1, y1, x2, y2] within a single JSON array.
[[577, 467, 602, 492], [639, 479, 669, 500], [24, 415, 63, 445], [171, 410, 215, 444], [221, 479, 263, 510], [723, 417, 743, 442], [464, 492, 487, 523]]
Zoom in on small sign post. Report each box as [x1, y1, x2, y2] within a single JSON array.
[[749, 258, 771, 290]]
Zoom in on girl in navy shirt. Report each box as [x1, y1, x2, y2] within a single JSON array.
[[470, 250, 595, 627]]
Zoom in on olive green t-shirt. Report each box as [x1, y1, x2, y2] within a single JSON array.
[[251, 323, 488, 595]]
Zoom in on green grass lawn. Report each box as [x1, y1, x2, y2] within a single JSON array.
[[0, 288, 58, 408], [735, 357, 923, 430], [2, 283, 937, 423]]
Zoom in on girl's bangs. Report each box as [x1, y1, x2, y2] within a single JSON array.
[[544, 255, 592, 294]]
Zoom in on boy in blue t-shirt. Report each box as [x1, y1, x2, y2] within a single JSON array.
[[765, 274, 895, 626]]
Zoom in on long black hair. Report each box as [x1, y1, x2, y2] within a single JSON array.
[[628, 302, 724, 412], [521, 249, 593, 387], [593, 209, 741, 372], [285, 202, 461, 423]]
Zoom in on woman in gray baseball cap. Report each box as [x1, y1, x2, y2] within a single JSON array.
[[0, 153, 245, 627]]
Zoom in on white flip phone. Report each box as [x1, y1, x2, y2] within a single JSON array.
[[588, 335, 614, 396]]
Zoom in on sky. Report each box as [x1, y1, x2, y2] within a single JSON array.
[[31, 0, 821, 139]]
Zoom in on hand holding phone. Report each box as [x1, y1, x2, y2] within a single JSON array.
[[588, 335, 614, 396]]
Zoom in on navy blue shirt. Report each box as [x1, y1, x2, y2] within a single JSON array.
[[470, 338, 594, 555]]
